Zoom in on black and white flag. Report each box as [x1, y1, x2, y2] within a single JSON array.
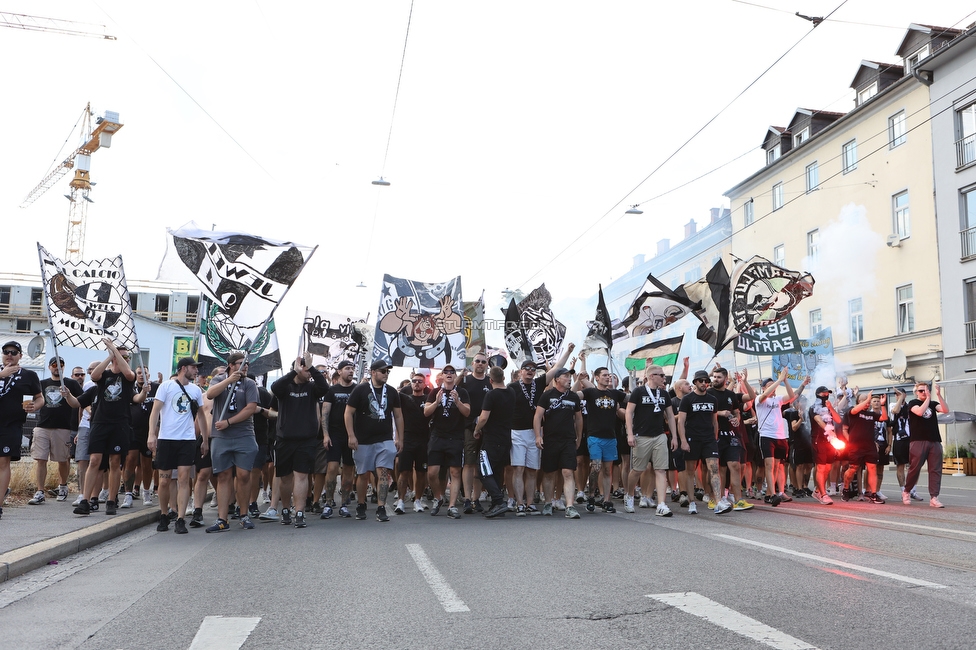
[[504, 298, 534, 368], [302, 308, 367, 380], [729, 255, 815, 334], [582, 285, 613, 355], [518, 284, 566, 367], [373, 274, 464, 368], [197, 296, 282, 376], [37, 244, 139, 352]]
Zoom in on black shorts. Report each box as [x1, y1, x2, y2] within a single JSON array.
[[685, 437, 719, 462], [275, 438, 318, 477], [88, 421, 131, 457], [760, 437, 788, 461], [428, 437, 463, 468], [812, 440, 837, 465], [668, 439, 685, 472], [478, 446, 511, 478], [542, 437, 578, 473], [615, 432, 630, 462], [790, 440, 814, 466], [397, 441, 428, 473], [718, 436, 744, 465], [194, 436, 212, 470], [0, 425, 22, 461], [325, 435, 354, 466], [892, 438, 910, 466], [876, 441, 890, 466], [131, 427, 152, 457], [154, 439, 196, 470], [847, 444, 879, 467], [576, 435, 589, 458]]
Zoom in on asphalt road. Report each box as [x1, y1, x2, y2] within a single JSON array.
[[3, 478, 976, 650]]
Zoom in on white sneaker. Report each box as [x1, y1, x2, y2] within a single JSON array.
[[910, 490, 923, 501], [930, 497, 945, 508], [98, 489, 110, 502], [902, 490, 911, 505], [639, 496, 653, 508], [826, 486, 836, 496], [688, 502, 698, 515], [575, 490, 586, 504], [28, 490, 45, 505], [57, 485, 68, 502], [394, 499, 405, 514], [507, 498, 516, 512], [656, 502, 673, 517], [624, 496, 635, 513], [405, 489, 416, 501], [72, 494, 85, 506], [185, 497, 195, 516], [553, 498, 566, 511], [142, 488, 153, 506], [875, 491, 887, 501], [414, 499, 424, 513], [420, 497, 430, 511], [479, 490, 489, 502], [714, 498, 733, 515], [210, 494, 218, 508], [120, 493, 133, 508]]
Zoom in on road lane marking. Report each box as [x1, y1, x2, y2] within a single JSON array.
[[714, 534, 946, 588], [647, 592, 819, 649], [188, 616, 260, 650], [785, 507, 976, 537], [406, 543, 470, 613]]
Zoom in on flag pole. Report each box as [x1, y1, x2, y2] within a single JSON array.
[[36, 244, 67, 391]]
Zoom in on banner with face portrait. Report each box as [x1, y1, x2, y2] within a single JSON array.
[[373, 274, 465, 369], [301, 309, 367, 381]]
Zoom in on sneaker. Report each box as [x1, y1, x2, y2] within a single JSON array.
[[98, 488, 109, 502], [280, 508, 292, 525], [874, 490, 887, 501], [447, 507, 461, 519], [575, 491, 586, 504], [542, 503, 554, 516], [813, 490, 833, 505], [259, 507, 279, 521], [507, 498, 516, 512], [394, 499, 405, 514], [56, 485, 68, 502], [339, 505, 351, 518], [174, 518, 188, 534], [565, 505, 581, 519], [420, 497, 431, 511], [841, 488, 853, 502], [779, 493, 793, 503], [901, 490, 911, 504], [320, 506, 333, 519], [209, 494, 218, 508], [656, 503, 673, 517], [770, 494, 783, 507], [639, 496, 653, 509], [431, 499, 443, 516], [405, 489, 416, 502], [105, 500, 117, 515], [714, 498, 733, 515], [73, 499, 90, 515], [733, 499, 755, 511], [205, 518, 229, 533], [120, 493, 133, 509], [515, 504, 526, 517], [624, 496, 635, 513], [707, 499, 717, 510], [910, 490, 923, 501], [142, 488, 153, 506], [72, 494, 85, 506], [826, 486, 836, 496], [462, 499, 473, 514], [230, 505, 240, 520], [413, 499, 424, 513], [157, 512, 170, 531], [482, 502, 505, 518], [28, 490, 45, 505], [168, 509, 178, 520], [679, 493, 690, 508], [240, 515, 255, 529], [868, 492, 885, 504], [376, 506, 389, 522], [930, 497, 945, 508], [185, 498, 195, 517], [694, 488, 705, 501], [189, 510, 205, 527], [602, 501, 616, 514], [356, 503, 367, 520], [295, 513, 307, 528], [474, 499, 484, 513], [585, 497, 596, 513], [671, 490, 680, 503], [688, 502, 698, 515], [526, 504, 541, 516]]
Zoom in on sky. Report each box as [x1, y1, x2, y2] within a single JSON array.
[[2, 0, 972, 362]]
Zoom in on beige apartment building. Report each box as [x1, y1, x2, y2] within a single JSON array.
[[724, 27, 953, 389]]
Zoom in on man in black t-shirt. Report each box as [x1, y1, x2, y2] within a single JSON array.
[[888, 388, 920, 501], [423, 364, 470, 518], [578, 365, 625, 514], [678, 370, 728, 515], [843, 392, 886, 503], [396, 373, 431, 513], [625, 364, 676, 517], [535, 368, 583, 519], [0, 341, 43, 518], [345, 359, 403, 522], [322, 360, 357, 517], [708, 367, 746, 511], [903, 381, 949, 507], [28, 356, 81, 505], [474, 366, 515, 517], [460, 352, 491, 513], [123, 366, 156, 509]]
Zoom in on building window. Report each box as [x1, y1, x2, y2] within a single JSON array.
[[857, 82, 878, 105], [684, 266, 701, 283], [186, 295, 200, 323], [29, 288, 43, 316], [893, 191, 910, 239], [849, 298, 864, 343], [793, 127, 810, 147], [896, 284, 915, 335], [962, 187, 976, 258], [743, 199, 754, 226], [957, 102, 976, 168], [155, 294, 170, 322], [906, 44, 930, 73], [15, 319, 32, 333], [842, 139, 857, 174], [810, 308, 822, 336], [805, 162, 819, 193], [772, 182, 784, 211], [767, 144, 781, 165], [964, 279, 976, 351], [807, 229, 819, 261], [889, 110, 907, 148], [773, 244, 785, 267], [0, 286, 9, 314]]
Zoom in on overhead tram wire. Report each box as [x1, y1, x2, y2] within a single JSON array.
[[516, 0, 851, 291], [378, 0, 415, 180]]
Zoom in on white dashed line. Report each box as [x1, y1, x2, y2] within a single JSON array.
[[406, 543, 470, 612], [188, 616, 261, 650]]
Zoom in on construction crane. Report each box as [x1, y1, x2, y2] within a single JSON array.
[[0, 11, 116, 40], [20, 104, 123, 262]]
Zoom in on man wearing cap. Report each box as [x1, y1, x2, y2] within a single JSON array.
[[507, 343, 573, 515], [708, 367, 749, 511], [535, 367, 583, 518], [396, 371, 431, 513], [678, 370, 729, 514], [752, 367, 808, 507], [577, 364, 626, 514], [321, 359, 357, 518], [148, 356, 207, 534], [0, 341, 43, 518], [808, 385, 842, 505], [345, 359, 403, 521], [460, 352, 491, 513], [843, 392, 887, 504], [28, 356, 83, 505], [423, 363, 470, 518]]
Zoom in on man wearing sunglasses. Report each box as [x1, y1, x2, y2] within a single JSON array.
[[423, 364, 470, 518], [395, 373, 431, 513], [345, 359, 403, 522], [460, 352, 491, 513], [29, 356, 83, 505], [0, 341, 42, 518], [677, 370, 723, 515], [902, 381, 949, 507]]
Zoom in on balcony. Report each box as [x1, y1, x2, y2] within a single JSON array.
[[0, 302, 44, 318], [958, 133, 976, 169], [962, 226, 976, 260], [967, 321, 976, 352]]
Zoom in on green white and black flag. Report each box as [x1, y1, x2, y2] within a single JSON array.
[[625, 335, 684, 379]]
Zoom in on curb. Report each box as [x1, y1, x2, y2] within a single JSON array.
[[0, 506, 160, 583]]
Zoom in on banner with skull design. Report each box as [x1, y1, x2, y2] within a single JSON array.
[[373, 274, 464, 369], [37, 243, 139, 352], [301, 308, 368, 381], [517, 284, 566, 368]]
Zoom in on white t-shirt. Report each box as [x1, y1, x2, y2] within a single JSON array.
[[756, 395, 787, 440], [156, 379, 204, 441]]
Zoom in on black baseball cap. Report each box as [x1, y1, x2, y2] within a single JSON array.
[[815, 385, 832, 396], [48, 356, 65, 366], [370, 359, 392, 371], [177, 357, 203, 370], [2, 341, 22, 353], [520, 360, 538, 370], [337, 360, 355, 370], [553, 367, 571, 379]]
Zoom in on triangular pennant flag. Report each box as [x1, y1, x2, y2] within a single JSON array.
[[620, 273, 699, 339], [582, 285, 613, 355]]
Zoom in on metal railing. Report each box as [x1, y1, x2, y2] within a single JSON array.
[[962, 226, 976, 259], [967, 321, 976, 352], [0, 302, 44, 317], [958, 133, 976, 168]]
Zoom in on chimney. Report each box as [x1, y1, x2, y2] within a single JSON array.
[[632, 253, 645, 269], [684, 219, 697, 239], [657, 239, 670, 255]]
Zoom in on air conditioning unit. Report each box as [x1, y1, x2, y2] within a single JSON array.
[[887, 234, 902, 248]]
